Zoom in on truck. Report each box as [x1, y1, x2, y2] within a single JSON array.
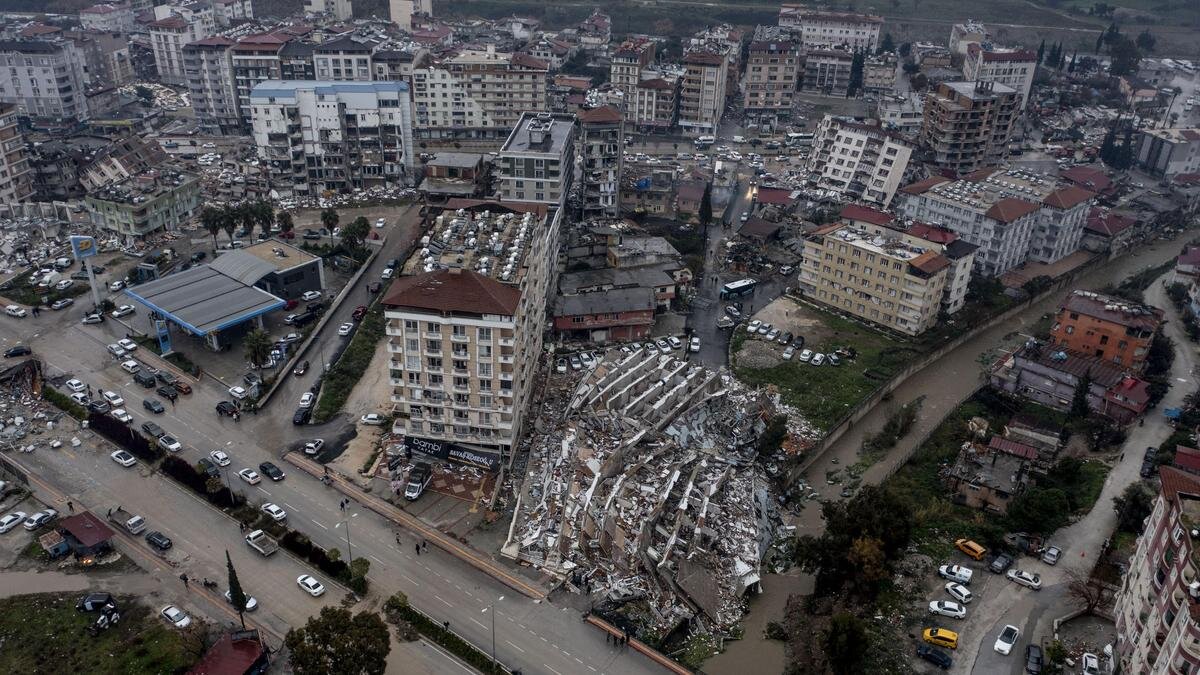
[[244, 529, 279, 556], [106, 506, 146, 535], [405, 463, 432, 501]]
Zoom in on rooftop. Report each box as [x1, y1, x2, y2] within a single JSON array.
[[1085, 208, 1137, 237], [914, 168, 1093, 222], [840, 204, 894, 227], [58, 512, 115, 548], [819, 224, 952, 272], [383, 268, 521, 316], [554, 287, 655, 317], [500, 112, 576, 155], [124, 265, 286, 336], [86, 170, 197, 205], [428, 152, 484, 169], [1141, 127, 1200, 143], [231, 239, 319, 273], [1059, 289, 1164, 332], [250, 80, 409, 100], [403, 202, 547, 286]]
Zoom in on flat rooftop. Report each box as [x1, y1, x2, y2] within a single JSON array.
[[249, 79, 409, 101], [500, 112, 575, 156], [124, 265, 285, 336], [403, 204, 545, 286], [86, 170, 197, 205], [240, 239, 320, 270]]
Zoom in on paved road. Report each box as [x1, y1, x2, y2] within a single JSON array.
[[1, 251, 664, 675]]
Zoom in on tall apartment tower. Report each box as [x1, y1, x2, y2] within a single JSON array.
[[0, 39, 91, 123], [744, 39, 799, 119], [609, 38, 655, 106], [496, 112, 577, 206], [963, 44, 1037, 110], [678, 51, 727, 135], [183, 36, 239, 135], [0, 103, 33, 203], [578, 106, 624, 218], [920, 80, 1019, 174], [147, 3, 215, 85]]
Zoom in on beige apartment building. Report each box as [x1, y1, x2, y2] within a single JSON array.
[[798, 221, 953, 336], [920, 80, 1019, 174], [744, 39, 799, 119], [411, 46, 548, 139], [610, 38, 655, 105], [0, 103, 32, 203], [678, 50, 728, 135], [806, 115, 913, 209], [778, 5, 882, 52]]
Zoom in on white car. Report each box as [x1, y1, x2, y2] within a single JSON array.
[[111, 450, 136, 467], [928, 600, 966, 619], [111, 409, 132, 423], [299, 392, 315, 408], [993, 624, 1020, 655], [210, 450, 231, 466], [798, 349, 813, 362], [782, 346, 796, 360], [1081, 652, 1100, 675], [224, 590, 258, 612], [102, 390, 124, 407], [65, 379, 85, 393], [689, 336, 701, 353], [811, 353, 826, 366], [360, 413, 385, 425], [111, 305, 135, 318], [304, 439, 325, 455], [70, 392, 88, 405], [937, 564, 973, 585], [337, 322, 354, 336], [55, 279, 74, 291], [161, 605, 192, 629], [667, 336, 683, 350], [158, 435, 182, 453], [301, 290, 322, 302], [297, 574, 325, 597], [945, 582, 972, 604], [109, 280, 125, 292], [120, 359, 140, 374], [0, 511, 28, 533], [23, 509, 58, 531], [238, 468, 261, 485], [261, 503, 287, 522], [106, 343, 127, 358], [746, 320, 762, 333], [117, 338, 138, 352], [5, 305, 27, 317], [228, 386, 248, 400], [375, 218, 386, 228], [1006, 569, 1042, 590]]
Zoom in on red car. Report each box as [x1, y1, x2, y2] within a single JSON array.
[[351, 305, 368, 321], [279, 230, 295, 239], [284, 299, 299, 310]]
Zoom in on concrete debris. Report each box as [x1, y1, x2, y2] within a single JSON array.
[[505, 347, 819, 635]]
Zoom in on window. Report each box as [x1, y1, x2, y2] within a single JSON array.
[[405, 355, 420, 370], [479, 363, 492, 377], [404, 320, 418, 331], [406, 338, 419, 352], [426, 340, 441, 352]]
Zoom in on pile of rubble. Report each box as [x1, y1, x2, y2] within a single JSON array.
[[274, 186, 418, 211], [0, 362, 79, 454], [505, 348, 817, 637]]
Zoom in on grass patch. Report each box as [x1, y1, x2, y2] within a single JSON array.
[[732, 305, 911, 431], [0, 274, 89, 307], [0, 593, 196, 673], [43, 387, 86, 420], [384, 592, 509, 674], [20, 540, 49, 562], [313, 300, 385, 423], [675, 632, 721, 670]]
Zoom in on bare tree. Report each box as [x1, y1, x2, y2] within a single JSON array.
[[1067, 568, 1113, 615]]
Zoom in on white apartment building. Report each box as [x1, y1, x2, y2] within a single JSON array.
[[0, 39, 90, 122], [385, 202, 564, 469], [678, 50, 727, 135], [250, 80, 414, 196], [231, 32, 288, 129], [610, 38, 655, 104], [305, 0, 353, 20], [183, 36, 239, 135], [312, 36, 376, 81], [497, 112, 576, 206], [389, 0, 432, 31], [579, 106, 623, 218], [778, 5, 882, 52], [212, 0, 254, 27], [631, 73, 679, 132], [806, 115, 913, 209], [897, 168, 1095, 277], [79, 4, 134, 33], [1136, 127, 1200, 179], [410, 46, 548, 139], [0, 103, 32, 203], [148, 3, 215, 85], [963, 44, 1037, 110]]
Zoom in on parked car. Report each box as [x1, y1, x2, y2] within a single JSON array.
[[141, 421, 164, 438], [293, 407, 311, 425], [298, 392, 314, 408], [994, 624, 1020, 655], [360, 413, 385, 425], [216, 401, 238, 417], [117, 338, 137, 352], [145, 530, 172, 550], [4, 345, 31, 358], [301, 290, 322, 302], [810, 353, 826, 366], [798, 349, 813, 362], [102, 390, 124, 407], [303, 439, 324, 456], [1080, 652, 1100, 675], [988, 553, 1014, 574], [111, 409, 132, 423], [928, 600, 966, 619], [338, 322, 354, 336], [0, 511, 28, 533], [1024, 644, 1044, 674], [938, 564, 973, 585], [65, 379, 85, 393], [111, 305, 135, 318], [228, 386, 247, 400], [297, 574, 325, 597], [568, 354, 582, 370], [81, 313, 103, 324], [110, 450, 136, 467], [160, 605, 190, 628], [746, 319, 762, 333], [210, 450, 231, 467], [238, 468, 261, 485], [922, 628, 959, 650], [667, 336, 683, 350], [555, 358, 567, 373], [1041, 546, 1062, 566], [258, 462, 285, 481], [916, 644, 952, 669], [1006, 569, 1042, 590], [579, 351, 595, 367], [23, 509, 58, 531], [689, 336, 701, 353], [158, 435, 182, 453], [155, 385, 178, 402], [944, 582, 972, 604], [261, 503, 287, 522], [224, 590, 258, 612]]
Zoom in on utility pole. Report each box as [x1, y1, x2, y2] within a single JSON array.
[[482, 596, 505, 673], [338, 497, 353, 562]]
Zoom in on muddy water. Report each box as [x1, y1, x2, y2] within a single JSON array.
[[705, 571, 811, 675], [0, 570, 90, 598]]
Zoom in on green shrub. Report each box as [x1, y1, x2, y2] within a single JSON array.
[[382, 593, 507, 673], [43, 389, 86, 420], [313, 301, 385, 422]]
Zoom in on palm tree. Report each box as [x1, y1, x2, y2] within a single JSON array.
[[320, 208, 339, 246], [277, 211, 295, 239], [237, 203, 256, 241], [343, 216, 371, 251], [243, 328, 272, 369], [220, 205, 237, 247], [200, 206, 223, 252], [253, 201, 274, 241]]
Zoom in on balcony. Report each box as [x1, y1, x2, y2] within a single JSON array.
[[450, 333, 469, 343], [498, 337, 515, 347], [499, 355, 514, 364]]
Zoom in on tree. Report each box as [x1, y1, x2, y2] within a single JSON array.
[[1037, 39, 1046, 65], [277, 210, 295, 238], [135, 85, 154, 104], [846, 537, 887, 587], [220, 205, 237, 246], [698, 182, 713, 229], [794, 486, 913, 594], [200, 206, 224, 251], [1136, 29, 1156, 53], [226, 550, 249, 629], [320, 208, 339, 245], [847, 51, 865, 97], [878, 33, 895, 55], [1109, 37, 1141, 76], [1094, 32, 1104, 55], [243, 328, 272, 369], [898, 42, 911, 58], [285, 607, 390, 675], [343, 216, 371, 250], [1067, 568, 1113, 614], [1007, 487, 1071, 534], [236, 202, 256, 239], [824, 612, 868, 674], [1070, 371, 1092, 420], [253, 201, 275, 241], [1113, 481, 1155, 533], [1068, 51, 1078, 73]]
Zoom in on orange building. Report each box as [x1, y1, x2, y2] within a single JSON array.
[[1049, 290, 1163, 371]]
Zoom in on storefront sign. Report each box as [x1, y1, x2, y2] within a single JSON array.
[[406, 436, 501, 471]]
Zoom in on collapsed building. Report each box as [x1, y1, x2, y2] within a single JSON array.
[[504, 348, 794, 636]]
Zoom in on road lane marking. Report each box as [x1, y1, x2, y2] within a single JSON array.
[[256, 487, 272, 496], [544, 665, 564, 675], [400, 573, 417, 584], [369, 554, 385, 564], [505, 640, 525, 653], [312, 520, 328, 529], [470, 617, 487, 630], [586, 666, 596, 672], [283, 502, 296, 510], [434, 594, 453, 608]]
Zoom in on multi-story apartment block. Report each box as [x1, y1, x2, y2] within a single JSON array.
[[897, 168, 1095, 277], [496, 111, 575, 206], [279, 41, 315, 81], [801, 48, 854, 95], [183, 36, 239, 135], [250, 80, 414, 197], [806, 116, 913, 208], [1114, 467, 1200, 675], [798, 219, 952, 336], [0, 39, 90, 123], [578, 10, 611, 54], [744, 39, 799, 119], [84, 169, 200, 242], [963, 44, 1037, 110], [610, 38, 655, 104], [1136, 128, 1200, 180], [385, 201, 564, 469], [876, 93, 924, 134], [212, 0, 253, 27], [920, 80, 1019, 174], [631, 72, 679, 133], [66, 30, 133, 88], [0, 103, 33, 204], [305, 0, 353, 21], [148, 3, 215, 85], [579, 106, 623, 219], [313, 36, 376, 81], [678, 51, 727, 135], [389, 0, 432, 32], [79, 4, 134, 33], [410, 46, 547, 139], [949, 20, 988, 55], [778, 5, 882, 51], [231, 32, 288, 129], [863, 54, 896, 93], [1050, 289, 1163, 370]]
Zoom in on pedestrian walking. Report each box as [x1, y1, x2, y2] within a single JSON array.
[[169, 397, 175, 408], [423, 540, 428, 552], [395, 533, 401, 545], [606, 633, 611, 645], [415, 543, 420, 556], [180, 573, 189, 588], [66, 501, 73, 513]]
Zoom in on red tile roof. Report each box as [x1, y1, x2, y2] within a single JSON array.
[[839, 204, 894, 226], [985, 198, 1040, 223], [188, 632, 265, 675], [755, 186, 793, 205], [899, 176, 950, 195], [638, 78, 672, 90], [511, 52, 548, 69], [684, 51, 724, 66], [1042, 185, 1095, 210], [148, 16, 188, 29], [907, 222, 959, 244], [1061, 166, 1113, 193], [1175, 446, 1200, 475], [1060, 290, 1164, 332], [1084, 208, 1136, 237], [987, 436, 1039, 460], [383, 269, 521, 316], [1159, 466, 1200, 504], [58, 512, 115, 548], [578, 105, 622, 124], [909, 251, 951, 275]]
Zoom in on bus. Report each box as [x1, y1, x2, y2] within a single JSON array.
[[786, 132, 814, 147], [720, 278, 758, 299], [694, 135, 716, 149]]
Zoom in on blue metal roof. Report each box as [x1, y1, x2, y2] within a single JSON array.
[[250, 79, 409, 101], [123, 265, 285, 337]]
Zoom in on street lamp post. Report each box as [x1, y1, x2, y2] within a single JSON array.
[[337, 498, 353, 562], [481, 595, 505, 673]]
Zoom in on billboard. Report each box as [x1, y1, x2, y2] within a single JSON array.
[[70, 235, 98, 261], [405, 436, 501, 471]]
